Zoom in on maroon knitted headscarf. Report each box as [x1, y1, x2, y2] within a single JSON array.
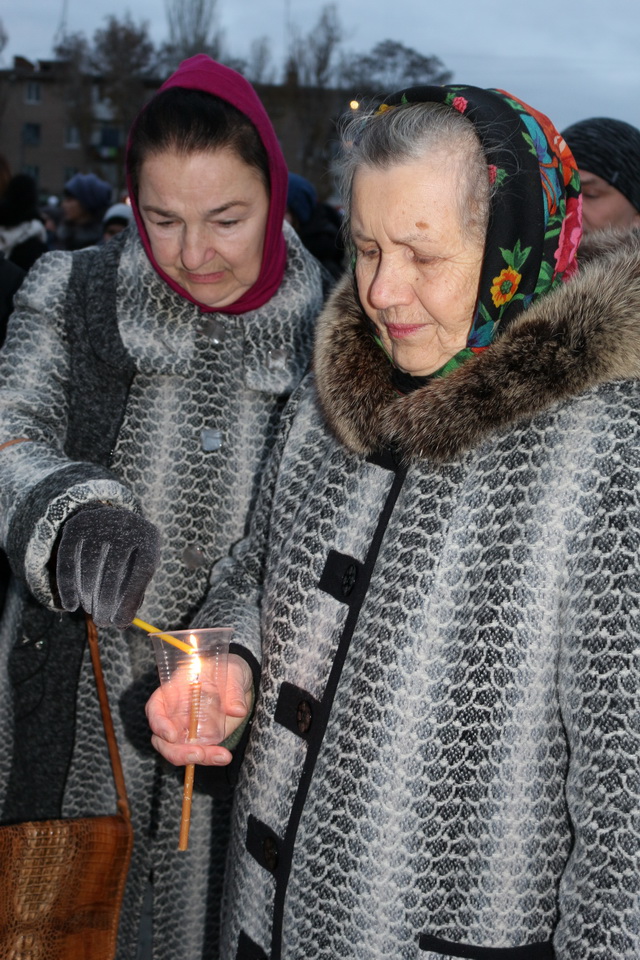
[[126, 55, 288, 315]]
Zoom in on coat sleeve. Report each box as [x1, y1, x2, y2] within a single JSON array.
[[0, 250, 139, 608], [555, 418, 640, 957], [193, 375, 314, 670]]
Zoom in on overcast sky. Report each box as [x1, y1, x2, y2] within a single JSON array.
[[3, 0, 639, 133]]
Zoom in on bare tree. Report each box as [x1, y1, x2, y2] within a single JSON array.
[[53, 17, 156, 190], [244, 37, 275, 85], [53, 31, 92, 77], [160, 0, 226, 71], [91, 14, 156, 136], [280, 4, 346, 190], [0, 19, 10, 127], [53, 32, 95, 169], [340, 40, 452, 97], [89, 15, 157, 190], [0, 18, 8, 61], [285, 3, 342, 88]]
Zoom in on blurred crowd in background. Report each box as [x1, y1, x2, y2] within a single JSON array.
[[0, 154, 346, 275]]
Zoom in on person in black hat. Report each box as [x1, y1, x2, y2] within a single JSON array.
[[57, 171, 113, 250], [562, 117, 640, 234]]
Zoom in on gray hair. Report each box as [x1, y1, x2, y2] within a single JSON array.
[[338, 101, 493, 247]]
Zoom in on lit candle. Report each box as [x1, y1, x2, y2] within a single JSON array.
[[178, 637, 202, 851]]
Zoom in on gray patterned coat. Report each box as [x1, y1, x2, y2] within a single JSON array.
[[197, 231, 640, 959], [0, 222, 324, 959]]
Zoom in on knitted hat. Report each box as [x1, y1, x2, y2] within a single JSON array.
[[102, 202, 133, 227], [562, 117, 640, 212], [64, 173, 112, 214], [287, 173, 317, 226]]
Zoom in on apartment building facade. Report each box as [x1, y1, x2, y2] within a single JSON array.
[[0, 55, 347, 202]]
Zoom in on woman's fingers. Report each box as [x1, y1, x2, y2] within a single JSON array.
[[150, 734, 233, 766], [145, 685, 179, 743], [225, 657, 253, 717]]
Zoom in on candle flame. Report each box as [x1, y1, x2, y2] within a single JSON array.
[[192, 655, 201, 683], [189, 635, 201, 683]]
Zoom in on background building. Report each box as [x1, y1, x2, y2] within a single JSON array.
[[0, 55, 349, 202]]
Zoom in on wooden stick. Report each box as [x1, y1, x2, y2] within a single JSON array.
[[178, 676, 201, 851]]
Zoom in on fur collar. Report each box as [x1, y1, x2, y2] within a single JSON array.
[[314, 230, 640, 462]]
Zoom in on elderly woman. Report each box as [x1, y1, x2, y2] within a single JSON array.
[[0, 56, 324, 959], [148, 85, 640, 958]]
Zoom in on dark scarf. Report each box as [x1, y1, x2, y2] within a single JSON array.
[[365, 85, 583, 380]]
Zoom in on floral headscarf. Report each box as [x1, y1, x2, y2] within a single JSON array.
[[367, 85, 582, 377]]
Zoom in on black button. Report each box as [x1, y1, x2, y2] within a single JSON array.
[[319, 551, 363, 605], [296, 700, 312, 735], [274, 683, 319, 740], [262, 836, 279, 872], [246, 815, 281, 873], [341, 563, 358, 597]]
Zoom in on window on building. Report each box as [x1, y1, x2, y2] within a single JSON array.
[[22, 165, 39, 183], [22, 123, 41, 146], [96, 126, 121, 159], [65, 126, 81, 148], [100, 127, 120, 148], [26, 81, 41, 104]]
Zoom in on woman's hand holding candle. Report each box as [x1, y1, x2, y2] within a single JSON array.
[[146, 653, 253, 766]]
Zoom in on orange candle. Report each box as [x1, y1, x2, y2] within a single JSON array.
[[178, 649, 201, 851]]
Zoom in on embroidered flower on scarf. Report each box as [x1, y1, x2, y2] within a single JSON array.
[[491, 267, 522, 307], [444, 90, 468, 113], [488, 165, 507, 187], [553, 194, 582, 280], [554, 134, 579, 187]]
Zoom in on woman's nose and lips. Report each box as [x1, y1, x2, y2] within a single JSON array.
[[138, 146, 270, 309]]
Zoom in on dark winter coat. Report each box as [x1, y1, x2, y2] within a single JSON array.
[[198, 230, 640, 959]]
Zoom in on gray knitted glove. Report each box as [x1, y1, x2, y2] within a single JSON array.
[[56, 505, 161, 628]]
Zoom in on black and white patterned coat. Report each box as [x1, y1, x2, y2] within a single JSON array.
[[0, 222, 324, 959], [198, 231, 640, 959]]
